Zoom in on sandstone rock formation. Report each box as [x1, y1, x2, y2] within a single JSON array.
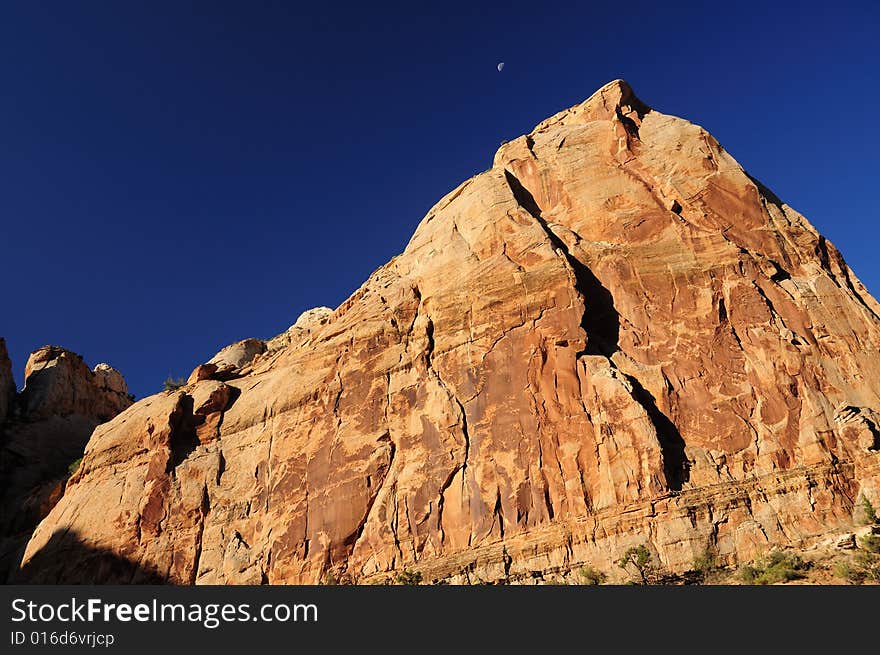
[[0, 345, 131, 579], [206, 339, 266, 381], [16, 80, 880, 584], [265, 307, 334, 353], [20, 347, 131, 422]]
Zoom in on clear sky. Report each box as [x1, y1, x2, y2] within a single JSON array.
[[1, 1, 877, 399]]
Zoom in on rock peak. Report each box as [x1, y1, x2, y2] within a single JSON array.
[[591, 78, 636, 102], [494, 79, 650, 169], [20, 345, 131, 421], [533, 78, 649, 133], [15, 80, 880, 585]]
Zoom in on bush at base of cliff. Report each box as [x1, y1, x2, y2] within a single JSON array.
[[738, 551, 808, 585], [835, 532, 880, 585], [617, 544, 659, 585], [394, 569, 422, 585], [835, 552, 880, 585], [578, 565, 607, 585], [320, 570, 353, 585], [690, 548, 726, 583]]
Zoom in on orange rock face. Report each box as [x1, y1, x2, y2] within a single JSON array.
[[17, 81, 880, 584]]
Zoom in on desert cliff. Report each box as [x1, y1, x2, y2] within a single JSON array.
[[14, 80, 880, 584]]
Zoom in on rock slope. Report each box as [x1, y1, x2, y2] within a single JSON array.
[[16, 80, 880, 584]]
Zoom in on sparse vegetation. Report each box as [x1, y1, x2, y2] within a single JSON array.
[[859, 533, 880, 554], [835, 544, 880, 585], [692, 548, 718, 574], [163, 376, 186, 392], [834, 559, 863, 584], [691, 548, 723, 583], [617, 544, 657, 585], [67, 457, 83, 476], [126, 393, 136, 402], [394, 569, 423, 585], [578, 565, 607, 585], [321, 570, 352, 585], [832, 497, 880, 584], [738, 551, 808, 585], [857, 495, 878, 525]]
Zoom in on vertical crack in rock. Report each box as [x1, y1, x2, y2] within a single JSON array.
[[537, 440, 555, 519], [348, 438, 395, 555], [503, 170, 618, 356], [168, 393, 199, 472], [436, 465, 461, 544], [418, 296, 471, 487], [620, 373, 690, 491], [302, 490, 309, 558], [503, 168, 689, 492], [190, 484, 210, 584], [216, 449, 226, 486], [817, 236, 880, 322], [493, 488, 505, 538], [264, 413, 276, 515]]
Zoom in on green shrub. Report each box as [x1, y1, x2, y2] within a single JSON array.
[[858, 533, 880, 554], [578, 565, 606, 585], [617, 544, 656, 585], [163, 376, 186, 392], [738, 551, 807, 585], [692, 548, 721, 581], [835, 549, 880, 585], [394, 569, 422, 585], [67, 457, 83, 476], [853, 552, 880, 582], [857, 495, 878, 525], [834, 559, 866, 584], [321, 570, 352, 585]]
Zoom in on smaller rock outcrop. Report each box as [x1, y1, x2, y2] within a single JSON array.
[[0, 343, 132, 580], [20, 346, 131, 422], [186, 308, 335, 386], [265, 306, 334, 352], [207, 338, 266, 380]]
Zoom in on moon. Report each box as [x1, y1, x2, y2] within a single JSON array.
[[497, 62, 504, 72]]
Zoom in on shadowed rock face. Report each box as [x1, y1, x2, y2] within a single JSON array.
[[18, 80, 880, 584], [0, 345, 132, 580], [0, 339, 15, 425]]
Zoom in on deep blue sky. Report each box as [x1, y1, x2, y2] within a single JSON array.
[[1, 1, 877, 399]]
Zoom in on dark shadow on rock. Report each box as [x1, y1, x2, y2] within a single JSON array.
[[168, 394, 199, 470], [225, 384, 242, 410], [9, 528, 165, 584], [622, 373, 690, 491], [503, 170, 619, 356], [0, 415, 97, 581], [505, 168, 689, 491]]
